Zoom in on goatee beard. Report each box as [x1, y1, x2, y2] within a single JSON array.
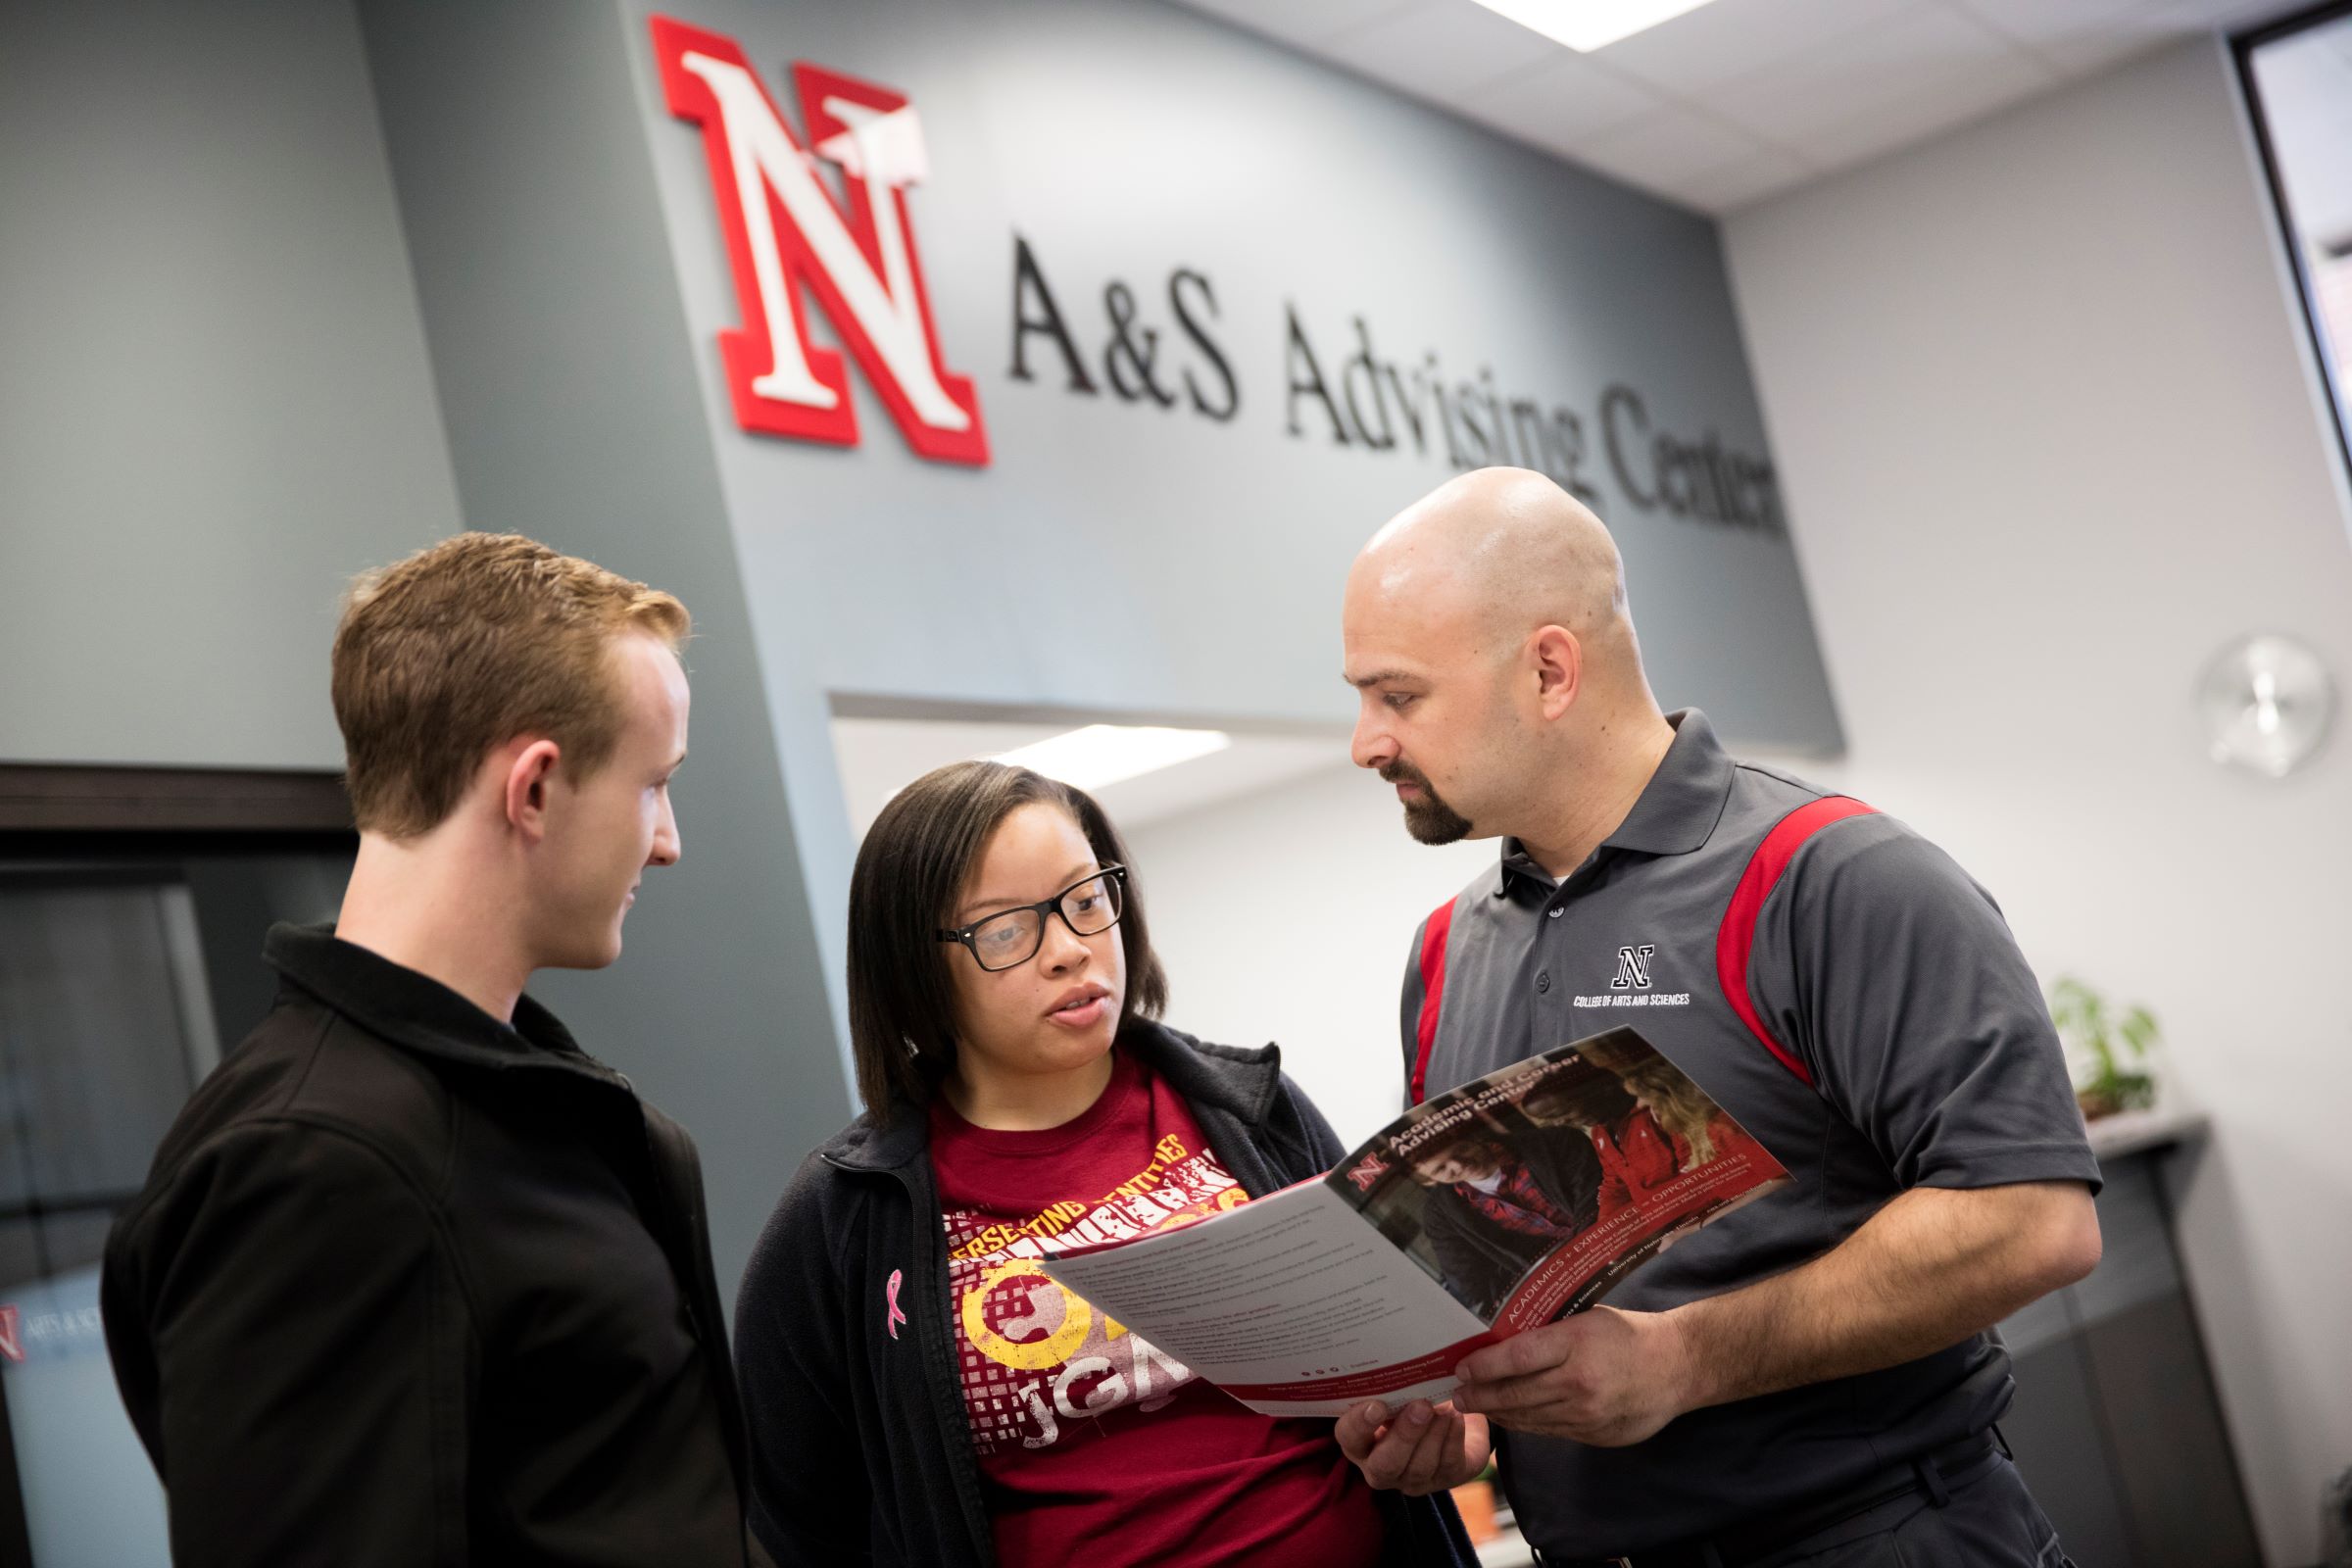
[[1403, 794, 1474, 845], [1383, 765, 1473, 845]]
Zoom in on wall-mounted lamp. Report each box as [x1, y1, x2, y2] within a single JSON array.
[[2197, 633, 2334, 778]]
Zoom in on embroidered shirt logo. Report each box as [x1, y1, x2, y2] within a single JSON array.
[[1577, 944, 1691, 1011], [885, 1268, 908, 1341]]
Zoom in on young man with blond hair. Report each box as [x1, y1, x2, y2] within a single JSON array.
[[104, 534, 761, 1566]]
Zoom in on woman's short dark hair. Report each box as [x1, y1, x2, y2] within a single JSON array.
[[845, 760, 1169, 1117]]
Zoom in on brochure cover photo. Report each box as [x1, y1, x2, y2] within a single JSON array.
[[1038, 1028, 1789, 1415]]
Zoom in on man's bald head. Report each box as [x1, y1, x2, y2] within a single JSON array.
[[1344, 467, 1665, 852], [1350, 467, 1630, 661]]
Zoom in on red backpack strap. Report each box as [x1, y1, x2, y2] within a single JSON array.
[[1716, 796, 1878, 1087], [1408, 898, 1457, 1104]]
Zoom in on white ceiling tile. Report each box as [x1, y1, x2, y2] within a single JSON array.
[[1783, 46, 2053, 166], [1949, 0, 2186, 77], [1316, 0, 1570, 97], [1950, 0, 2154, 49], [1706, 6, 2057, 147], [1673, 144, 1818, 212], [1570, 104, 1767, 198], [1442, 50, 1666, 151], [1594, 0, 1933, 96], [1953, 0, 2290, 76], [2152, 0, 2308, 31], [2034, 28, 2178, 77], [1162, 0, 1428, 51], [1173, 0, 2214, 205]]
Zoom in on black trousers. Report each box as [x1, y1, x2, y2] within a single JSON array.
[[1540, 1444, 2074, 1568], [1735, 1447, 2071, 1568]]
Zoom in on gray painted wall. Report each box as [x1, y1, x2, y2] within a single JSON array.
[[0, 0, 1839, 1313], [0, 0, 465, 767], [619, 0, 1846, 1135], [1725, 39, 2352, 1561], [355, 0, 851, 1302], [625, 0, 1839, 747]]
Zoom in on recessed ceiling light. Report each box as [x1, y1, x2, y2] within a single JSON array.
[[1468, 0, 1722, 53], [991, 724, 1232, 791]]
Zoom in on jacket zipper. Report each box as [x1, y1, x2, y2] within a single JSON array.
[[816, 1053, 1467, 1568], [826, 1106, 1291, 1565], [821, 1151, 997, 1566]]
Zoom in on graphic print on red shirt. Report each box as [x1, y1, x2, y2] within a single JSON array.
[[940, 1109, 1241, 1449], [928, 1049, 1383, 1568]]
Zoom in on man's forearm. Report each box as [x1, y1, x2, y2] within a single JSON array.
[[1666, 1181, 2100, 1412]]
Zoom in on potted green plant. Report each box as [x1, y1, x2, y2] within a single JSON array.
[[2047, 977, 2159, 1121]]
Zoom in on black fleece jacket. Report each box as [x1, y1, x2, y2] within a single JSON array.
[[102, 924, 760, 1567], [733, 1020, 1478, 1568]]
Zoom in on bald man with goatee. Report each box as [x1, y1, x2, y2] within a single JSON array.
[[1334, 468, 2100, 1568]]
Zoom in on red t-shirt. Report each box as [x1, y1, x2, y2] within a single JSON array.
[[928, 1049, 1386, 1568]]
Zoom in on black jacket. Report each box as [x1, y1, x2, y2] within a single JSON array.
[[102, 924, 759, 1567], [1420, 1124, 1603, 1318], [733, 1020, 1478, 1568]]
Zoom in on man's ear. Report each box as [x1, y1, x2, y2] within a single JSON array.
[[1529, 625, 1582, 719], [502, 740, 564, 842]]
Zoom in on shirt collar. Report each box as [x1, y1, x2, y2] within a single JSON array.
[[1497, 708, 1736, 890], [264, 921, 621, 1085]]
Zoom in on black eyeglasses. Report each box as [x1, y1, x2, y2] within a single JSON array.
[[936, 866, 1127, 973]]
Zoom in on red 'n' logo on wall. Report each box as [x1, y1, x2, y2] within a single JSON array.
[[651, 17, 989, 466], [0, 1305, 23, 1364]]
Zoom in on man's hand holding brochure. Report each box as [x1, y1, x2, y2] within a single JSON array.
[[1037, 1026, 1789, 1426]]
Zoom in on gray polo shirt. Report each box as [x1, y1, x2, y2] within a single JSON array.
[[1399, 710, 2099, 1554]]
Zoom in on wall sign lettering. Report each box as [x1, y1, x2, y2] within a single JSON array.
[[652, 17, 989, 465], [653, 17, 1781, 532]]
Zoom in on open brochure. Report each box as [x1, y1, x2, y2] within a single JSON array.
[[1038, 1027, 1789, 1416]]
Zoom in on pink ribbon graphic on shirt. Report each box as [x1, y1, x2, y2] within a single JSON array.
[[885, 1268, 908, 1341]]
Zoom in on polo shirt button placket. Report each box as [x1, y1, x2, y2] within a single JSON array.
[[1536, 971, 1550, 994]]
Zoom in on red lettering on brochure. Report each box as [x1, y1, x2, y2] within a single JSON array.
[[1218, 1333, 1496, 1404]]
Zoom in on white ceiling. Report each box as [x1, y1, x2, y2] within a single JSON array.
[[831, 715, 1349, 838], [1168, 0, 2298, 213]]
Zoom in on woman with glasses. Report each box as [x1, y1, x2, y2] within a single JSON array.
[[733, 760, 1474, 1568]]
